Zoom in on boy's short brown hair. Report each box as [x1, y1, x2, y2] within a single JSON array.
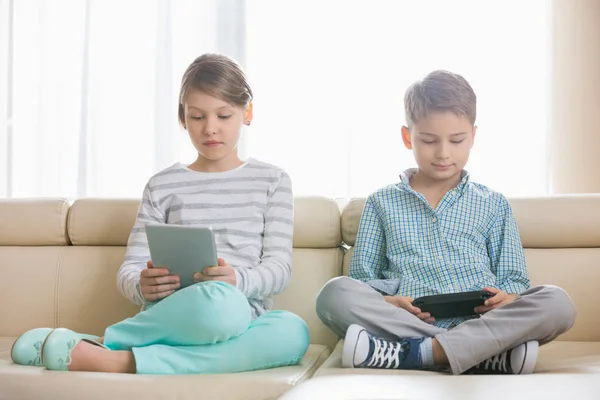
[[404, 70, 476, 128], [178, 53, 253, 126]]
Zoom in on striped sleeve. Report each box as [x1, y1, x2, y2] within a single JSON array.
[[116, 183, 165, 305], [234, 172, 294, 298]]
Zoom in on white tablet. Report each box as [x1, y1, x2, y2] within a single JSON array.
[[145, 223, 219, 289]]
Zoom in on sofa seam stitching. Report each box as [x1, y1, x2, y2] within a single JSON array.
[[56, 200, 61, 245], [57, 199, 66, 246], [54, 246, 66, 328]]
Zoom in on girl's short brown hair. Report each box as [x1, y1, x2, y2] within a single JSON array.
[[178, 53, 253, 126], [404, 70, 476, 128]]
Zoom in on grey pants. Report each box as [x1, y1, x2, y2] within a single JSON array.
[[316, 276, 577, 374]]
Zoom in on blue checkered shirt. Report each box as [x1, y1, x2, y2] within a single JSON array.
[[349, 169, 530, 329]]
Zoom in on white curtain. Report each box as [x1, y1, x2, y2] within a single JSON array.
[[1, 0, 550, 200], [246, 0, 551, 199], [0, 0, 243, 199]]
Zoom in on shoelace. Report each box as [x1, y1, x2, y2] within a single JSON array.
[[478, 351, 510, 373], [367, 336, 404, 368]]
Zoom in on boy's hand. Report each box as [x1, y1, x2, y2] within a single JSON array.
[[474, 287, 519, 314], [384, 295, 435, 324], [139, 260, 180, 301], [194, 258, 237, 286]]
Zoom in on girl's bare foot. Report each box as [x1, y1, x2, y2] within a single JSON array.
[[68, 340, 136, 373]]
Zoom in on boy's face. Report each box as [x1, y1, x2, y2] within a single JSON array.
[[401, 111, 476, 182], [183, 89, 252, 162]]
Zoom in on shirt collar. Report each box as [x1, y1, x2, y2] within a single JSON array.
[[398, 168, 471, 193]]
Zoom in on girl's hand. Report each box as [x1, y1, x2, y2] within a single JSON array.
[[194, 258, 237, 286], [139, 260, 180, 301], [384, 295, 435, 324], [474, 287, 518, 314]]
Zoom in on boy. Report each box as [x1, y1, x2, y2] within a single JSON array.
[[315, 70, 576, 375]]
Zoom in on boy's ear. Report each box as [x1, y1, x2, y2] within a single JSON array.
[[244, 103, 253, 126], [471, 125, 477, 148], [401, 126, 412, 149]]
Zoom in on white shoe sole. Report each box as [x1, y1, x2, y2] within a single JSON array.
[[516, 341, 539, 374], [341, 324, 364, 368]]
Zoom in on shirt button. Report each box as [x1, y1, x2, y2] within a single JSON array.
[[432, 217, 438, 222], [438, 255, 443, 260]]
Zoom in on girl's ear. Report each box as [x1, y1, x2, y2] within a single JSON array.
[[178, 103, 187, 130], [244, 103, 253, 126], [401, 126, 412, 149]]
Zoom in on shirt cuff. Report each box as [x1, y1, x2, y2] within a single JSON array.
[[366, 279, 400, 295], [498, 282, 527, 295], [135, 282, 153, 309], [234, 269, 244, 292]]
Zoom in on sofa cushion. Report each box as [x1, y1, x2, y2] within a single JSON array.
[[314, 340, 600, 378], [509, 194, 600, 248], [0, 339, 330, 400], [273, 248, 344, 350], [525, 248, 600, 341], [0, 245, 140, 337], [67, 196, 343, 248], [279, 373, 600, 400], [67, 199, 139, 246], [56, 247, 141, 335], [0, 247, 63, 336], [0, 337, 13, 361], [291, 196, 342, 248], [340, 198, 364, 247], [0, 199, 70, 245]]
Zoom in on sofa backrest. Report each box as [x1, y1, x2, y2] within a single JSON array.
[[0, 197, 344, 349], [0, 199, 79, 337], [341, 194, 600, 342], [3, 194, 598, 344]]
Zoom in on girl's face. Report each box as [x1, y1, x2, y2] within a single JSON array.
[[183, 89, 252, 166]]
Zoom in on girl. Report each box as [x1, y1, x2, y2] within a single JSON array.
[[11, 53, 310, 374]]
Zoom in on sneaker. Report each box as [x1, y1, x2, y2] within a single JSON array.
[[467, 341, 539, 374], [341, 324, 424, 369]]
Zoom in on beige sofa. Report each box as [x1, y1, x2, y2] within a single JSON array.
[[1, 194, 600, 399]]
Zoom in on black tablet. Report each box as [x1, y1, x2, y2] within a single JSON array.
[[412, 290, 493, 319]]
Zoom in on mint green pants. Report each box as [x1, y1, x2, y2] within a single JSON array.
[[103, 281, 310, 374]]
